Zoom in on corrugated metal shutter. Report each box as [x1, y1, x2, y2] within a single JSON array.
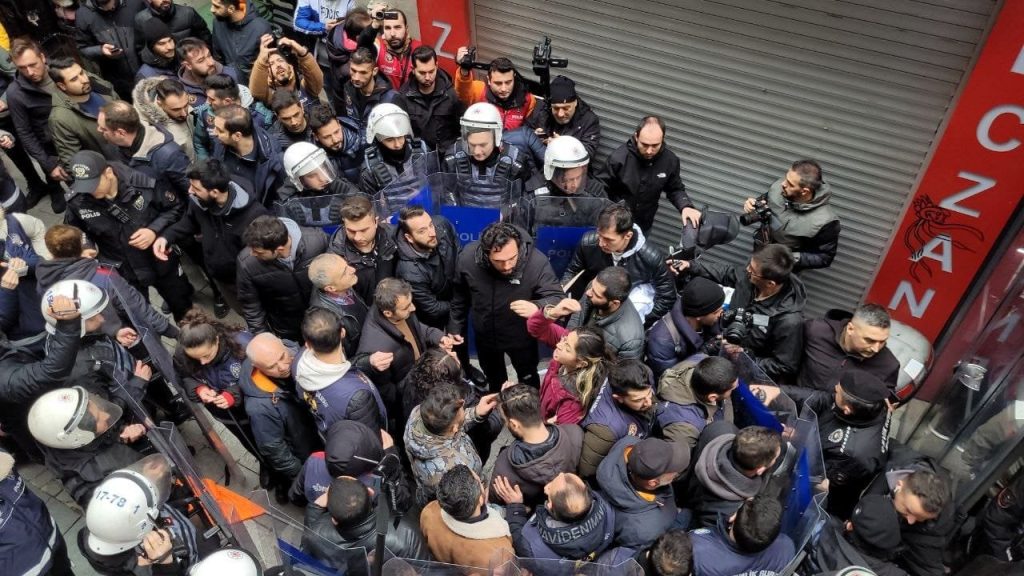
[[471, 0, 996, 316]]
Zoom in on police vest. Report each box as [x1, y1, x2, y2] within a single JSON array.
[[580, 380, 652, 441], [363, 139, 429, 189], [1, 214, 36, 268], [519, 492, 615, 562], [445, 143, 523, 184], [193, 332, 254, 393], [301, 451, 376, 504], [301, 369, 387, 436]]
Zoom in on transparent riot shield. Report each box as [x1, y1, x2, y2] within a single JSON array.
[[376, 151, 442, 217], [277, 191, 347, 233], [427, 173, 524, 246], [529, 195, 610, 279]]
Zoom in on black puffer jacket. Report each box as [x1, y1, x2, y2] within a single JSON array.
[[76, 0, 145, 98], [394, 214, 459, 329], [303, 505, 431, 576], [161, 183, 269, 283], [236, 220, 328, 340], [0, 318, 80, 407], [395, 68, 464, 151], [6, 74, 60, 172], [328, 222, 398, 305], [447, 226, 564, 349], [527, 97, 602, 158], [596, 137, 692, 233], [689, 260, 806, 381], [799, 314, 901, 392], [133, 1, 211, 50], [561, 225, 676, 325]]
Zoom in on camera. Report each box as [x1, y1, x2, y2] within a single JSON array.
[[373, 10, 399, 20], [740, 194, 771, 226], [721, 307, 754, 345], [269, 31, 294, 58], [532, 36, 568, 76]]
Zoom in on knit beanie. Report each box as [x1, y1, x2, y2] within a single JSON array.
[[141, 18, 174, 50], [682, 277, 725, 317]]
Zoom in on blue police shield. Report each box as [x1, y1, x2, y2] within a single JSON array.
[[376, 151, 442, 222], [530, 194, 611, 278], [427, 172, 523, 247]]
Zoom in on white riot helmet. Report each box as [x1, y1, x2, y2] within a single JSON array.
[[282, 142, 337, 191], [189, 548, 263, 576], [365, 103, 412, 144], [28, 386, 124, 449], [544, 136, 590, 194], [40, 279, 108, 336], [460, 102, 503, 148], [86, 454, 173, 556]]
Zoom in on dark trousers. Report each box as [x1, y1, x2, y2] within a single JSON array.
[[475, 341, 540, 391], [123, 253, 195, 321]]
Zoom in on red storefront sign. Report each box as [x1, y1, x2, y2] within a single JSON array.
[[866, 1, 1024, 342], [415, 0, 472, 75]]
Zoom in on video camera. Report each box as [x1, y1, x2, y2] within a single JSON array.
[[458, 37, 570, 99]]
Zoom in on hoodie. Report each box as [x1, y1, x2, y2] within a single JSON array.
[[294, 350, 386, 435], [176, 62, 239, 109], [656, 354, 734, 450], [596, 436, 678, 549], [404, 405, 482, 505], [491, 424, 584, 509], [758, 177, 841, 270], [132, 75, 197, 161], [693, 433, 768, 527], [211, 10, 273, 85]]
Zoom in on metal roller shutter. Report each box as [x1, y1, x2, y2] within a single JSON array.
[[471, 0, 996, 316]]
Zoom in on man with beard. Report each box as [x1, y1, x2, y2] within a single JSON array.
[[48, 58, 119, 169], [210, 104, 286, 207], [528, 75, 601, 158], [441, 102, 532, 193], [577, 359, 657, 477], [75, 0, 145, 102], [177, 37, 239, 107], [308, 102, 364, 183], [342, 47, 398, 130], [358, 103, 429, 194], [135, 19, 179, 81], [394, 46, 464, 151], [394, 205, 460, 330], [249, 33, 324, 109], [566, 267, 644, 360], [799, 303, 901, 393], [154, 158, 268, 313], [328, 194, 397, 305], [210, 0, 273, 85], [97, 101, 191, 197], [366, 9, 422, 90], [448, 221, 564, 389], [192, 73, 275, 160], [134, 0, 211, 47], [453, 49, 537, 130], [133, 77, 197, 161], [598, 116, 701, 235], [270, 91, 315, 150]]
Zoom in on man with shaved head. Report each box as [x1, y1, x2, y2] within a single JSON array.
[[241, 332, 317, 502], [308, 253, 368, 357]]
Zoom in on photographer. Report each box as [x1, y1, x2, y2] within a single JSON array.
[[453, 48, 537, 130], [741, 159, 841, 271], [249, 33, 324, 108], [362, 5, 423, 90], [673, 244, 806, 382]]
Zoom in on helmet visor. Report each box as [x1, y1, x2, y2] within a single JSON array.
[[462, 128, 496, 160], [122, 454, 173, 507], [75, 395, 124, 441], [296, 160, 337, 192], [550, 166, 588, 195]]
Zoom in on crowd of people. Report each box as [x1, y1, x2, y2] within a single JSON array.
[[0, 1, 1010, 576]]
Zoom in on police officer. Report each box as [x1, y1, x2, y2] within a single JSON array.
[[530, 135, 607, 199], [359, 103, 431, 195], [278, 141, 361, 227], [442, 102, 533, 195], [64, 150, 195, 320]]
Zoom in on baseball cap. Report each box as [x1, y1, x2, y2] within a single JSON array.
[[627, 437, 690, 481], [839, 369, 889, 403], [69, 150, 109, 195]]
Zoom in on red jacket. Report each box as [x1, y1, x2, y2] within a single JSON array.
[[527, 310, 585, 425], [376, 38, 423, 91]]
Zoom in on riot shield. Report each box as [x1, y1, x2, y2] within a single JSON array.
[[530, 195, 610, 278], [277, 192, 346, 233], [427, 173, 524, 246], [376, 152, 442, 217]]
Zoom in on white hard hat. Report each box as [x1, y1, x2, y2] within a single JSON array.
[[365, 103, 412, 144], [40, 279, 108, 336], [189, 548, 262, 576], [282, 142, 336, 190], [543, 135, 590, 180], [86, 455, 173, 556], [28, 386, 124, 449], [460, 102, 503, 147]]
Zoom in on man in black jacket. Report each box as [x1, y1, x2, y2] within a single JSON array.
[[210, 104, 286, 207], [448, 221, 564, 389], [394, 205, 459, 330], [394, 46, 464, 151], [154, 158, 268, 314], [307, 253, 368, 357], [98, 100, 190, 196], [134, 0, 212, 48], [527, 75, 601, 158], [561, 203, 675, 326], [328, 194, 398, 305], [742, 159, 841, 271], [800, 303, 901, 393], [597, 116, 701, 234], [76, 0, 144, 101], [209, 0, 272, 85], [675, 243, 806, 382], [237, 215, 328, 341], [304, 476, 431, 576], [64, 150, 194, 320]]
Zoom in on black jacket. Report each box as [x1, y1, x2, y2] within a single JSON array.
[[394, 214, 459, 329], [448, 227, 564, 349], [353, 304, 443, 404], [303, 505, 431, 576], [561, 226, 676, 325], [799, 314, 901, 393], [309, 289, 369, 358], [76, 0, 144, 98], [134, 1, 211, 50], [211, 10, 272, 85], [395, 68, 465, 151], [597, 137, 692, 232], [6, 74, 60, 173], [161, 183, 269, 283], [328, 222, 398, 305], [236, 221, 328, 340], [0, 318, 80, 407], [527, 97, 602, 158], [114, 124, 191, 197], [689, 260, 806, 381], [65, 162, 185, 288]]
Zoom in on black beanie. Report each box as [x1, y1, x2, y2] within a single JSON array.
[[141, 18, 173, 50], [682, 277, 725, 317], [548, 75, 577, 104]]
